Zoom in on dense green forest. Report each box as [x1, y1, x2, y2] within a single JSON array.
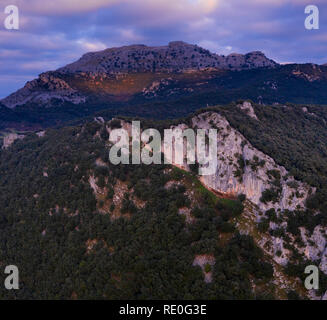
[[0, 121, 274, 299], [1, 101, 327, 299]]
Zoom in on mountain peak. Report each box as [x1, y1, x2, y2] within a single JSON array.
[[57, 41, 277, 75], [1, 42, 279, 109]]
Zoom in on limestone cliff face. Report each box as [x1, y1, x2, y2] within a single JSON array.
[[170, 110, 312, 212], [2, 133, 25, 149], [112, 107, 311, 212], [300, 227, 327, 273]]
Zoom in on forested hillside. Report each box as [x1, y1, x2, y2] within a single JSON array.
[[0, 120, 275, 299], [1, 102, 327, 299]]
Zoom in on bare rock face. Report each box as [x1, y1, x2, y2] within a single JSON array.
[[192, 254, 215, 283], [236, 200, 327, 300], [291, 64, 327, 82], [226, 51, 277, 70], [59, 42, 277, 74], [299, 227, 327, 273], [115, 108, 311, 213], [167, 110, 311, 212], [198, 112, 311, 211], [237, 101, 259, 120], [2, 133, 25, 149], [142, 78, 175, 98]]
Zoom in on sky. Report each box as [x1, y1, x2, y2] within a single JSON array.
[[0, 0, 326, 99]]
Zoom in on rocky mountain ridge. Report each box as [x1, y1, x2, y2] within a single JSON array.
[[1, 41, 277, 109], [58, 41, 278, 74], [1, 42, 327, 132]]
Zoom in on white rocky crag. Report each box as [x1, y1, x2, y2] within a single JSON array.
[[299, 227, 327, 274], [170, 111, 312, 212], [2, 133, 25, 149], [237, 101, 259, 120], [108, 112, 311, 212]]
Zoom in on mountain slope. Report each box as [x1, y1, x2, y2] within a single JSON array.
[[0, 118, 273, 300], [1, 101, 327, 299]]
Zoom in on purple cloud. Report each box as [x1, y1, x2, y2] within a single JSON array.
[[0, 0, 326, 98]]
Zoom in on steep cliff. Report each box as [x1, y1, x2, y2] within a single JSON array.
[[110, 104, 327, 299], [164, 105, 312, 212]]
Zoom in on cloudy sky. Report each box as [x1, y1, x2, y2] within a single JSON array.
[[0, 0, 326, 98]]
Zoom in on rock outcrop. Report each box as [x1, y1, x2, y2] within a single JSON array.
[[108, 109, 312, 213], [2, 132, 25, 149], [59, 41, 277, 75], [167, 110, 312, 212], [237, 101, 259, 120]]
